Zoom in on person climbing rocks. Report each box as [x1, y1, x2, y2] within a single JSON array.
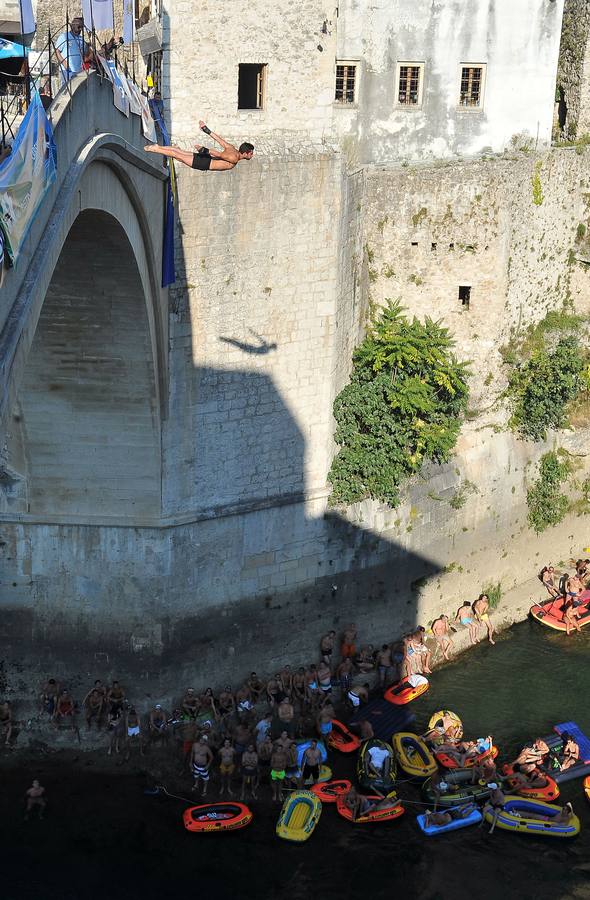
[[145, 121, 254, 171]]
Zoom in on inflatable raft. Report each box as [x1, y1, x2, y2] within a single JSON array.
[[357, 739, 397, 791], [327, 719, 361, 753], [501, 764, 559, 801], [393, 732, 437, 779], [436, 743, 498, 770], [584, 775, 590, 803], [183, 802, 252, 833], [483, 796, 580, 838], [310, 779, 352, 803], [422, 769, 494, 807], [530, 592, 590, 632], [427, 709, 463, 741], [539, 721, 590, 783], [384, 677, 429, 706], [336, 791, 404, 824], [417, 803, 482, 835], [276, 790, 322, 842]]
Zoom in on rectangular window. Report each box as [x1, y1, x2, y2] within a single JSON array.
[[335, 62, 357, 103], [459, 65, 485, 108], [397, 63, 424, 107], [459, 285, 471, 308], [238, 63, 266, 110]]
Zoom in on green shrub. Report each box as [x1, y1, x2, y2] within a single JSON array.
[[328, 301, 470, 506], [506, 336, 586, 440], [526, 451, 571, 533], [481, 582, 502, 610], [532, 161, 544, 206]]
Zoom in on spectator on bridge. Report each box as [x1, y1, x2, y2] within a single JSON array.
[[55, 17, 86, 84]]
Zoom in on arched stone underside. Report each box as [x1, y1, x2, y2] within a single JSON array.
[[11, 209, 160, 519]]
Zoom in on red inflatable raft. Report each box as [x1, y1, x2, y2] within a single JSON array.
[[327, 719, 361, 753], [183, 802, 252, 833], [530, 592, 590, 633], [502, 765, 560, 801], [435, 745, 499, 769], [336, 793, 405, 824], [584, 775, 590, 803], [384, 678, 429, 706], [311, 779, 352, 803]]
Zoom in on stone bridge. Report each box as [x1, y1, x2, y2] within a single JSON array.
[[0, 73, 168, 522]]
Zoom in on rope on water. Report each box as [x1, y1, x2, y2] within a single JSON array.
[[148, 784, 195, 805]]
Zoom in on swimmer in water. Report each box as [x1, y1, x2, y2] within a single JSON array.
[[145, 121, 254, 172]]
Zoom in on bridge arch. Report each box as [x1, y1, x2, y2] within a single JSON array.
[[0, 74, 168, 521]]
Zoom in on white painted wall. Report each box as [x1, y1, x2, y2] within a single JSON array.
[[335, 0, 565, 161]]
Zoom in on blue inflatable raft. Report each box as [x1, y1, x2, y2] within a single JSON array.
[[540, 721, 590, 784], [417, 804, 482, 835]]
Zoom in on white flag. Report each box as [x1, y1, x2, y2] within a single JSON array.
[[122, 0, 134, 45], [82, 0, 114, 32], [19, 0, 35, 34]]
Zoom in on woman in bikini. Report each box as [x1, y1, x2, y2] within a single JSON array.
[[455, 602, 478, 645]]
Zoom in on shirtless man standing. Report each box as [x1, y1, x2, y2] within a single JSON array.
[[148, 704, 168, 745], [320, 630, 337, 668], [191, 737, 214, 796], [241, 744, 259, 800], [0, 700, 13, 746], [299, 739, 323, 788], [277, 697, 296, 737], [24, 780, 46, 820], [145, 121, 254, 172], [246, 672, 265, 704], [432, 615, 454, 661], [107, 681, 126, 716], [270, 744, 288, 801], [292, 667, 307, 713], [84, 688, 104, 730], [473, 594, 495, 645], [218, 739, 236, 796], [375, 644, 394, 688]]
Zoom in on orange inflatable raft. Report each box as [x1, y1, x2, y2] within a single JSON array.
[[435, 744, 499, 770], [584, 775, 590, 803], [327, 719, 361, 753], [384, 678, 429, 706], [311, 779, 352, 803], [183, 802, 252, 833], [336, 792, 405, 824], [501, 765, 559, 801]]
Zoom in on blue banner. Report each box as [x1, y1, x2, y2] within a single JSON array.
[[0, 92, 57, 263], [149, 98, 176, 288]]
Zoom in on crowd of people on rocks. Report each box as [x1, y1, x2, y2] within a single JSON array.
[[0, 599, 499, 805]]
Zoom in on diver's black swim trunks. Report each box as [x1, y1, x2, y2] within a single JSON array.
[[191, 148, 211, 171]]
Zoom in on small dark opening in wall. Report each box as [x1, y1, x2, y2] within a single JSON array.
[[431, 242, 437, 251], [459, 285, 471, 308], [411, 241, 418, 247], [238, 63, 266, 109], [449, 243, 455, 251]]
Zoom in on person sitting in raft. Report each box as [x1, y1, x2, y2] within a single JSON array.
[[564, 598, 583, 636], [518, 801, 575, 823], [483, 783, 506, 834], [560, 733, 580, 771], [345, 786, 397, 821], [391, 673, 428, 696], [367, 743, 390, 778], [472, 753, 497, 784], [438, 735, 493, 768], [514, 740, 549, 774], [424, 803, 477, 828], [508, 763, 548, 790]]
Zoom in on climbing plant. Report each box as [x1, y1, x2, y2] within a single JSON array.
[[328, 301, 469, 506], [526, 451, 572, 533], [505, 336, 587, 441]]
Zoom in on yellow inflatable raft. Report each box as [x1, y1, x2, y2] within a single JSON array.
[[483, 796, 580, 838], [427, 709, 463, 741], [392, 732, 437, 779], [276, 790, 322, 842]]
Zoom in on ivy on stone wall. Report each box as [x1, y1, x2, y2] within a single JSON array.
[[527, 451, 572, 533], [503, 311, 590, 441], [328, 301, 469, 507]]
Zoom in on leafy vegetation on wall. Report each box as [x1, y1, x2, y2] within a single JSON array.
[[328, 301, 469, 507], [502, 311, 590, 441], [527, 451, 572, 533]]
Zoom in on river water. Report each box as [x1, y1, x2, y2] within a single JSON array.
[[2, 619, 589, 900]]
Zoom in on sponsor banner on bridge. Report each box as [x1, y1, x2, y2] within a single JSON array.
[[81, 0, 114, 31], [119, 70, 142, 117], [98, 55, 130, 117], [0, 92, 57, 264]]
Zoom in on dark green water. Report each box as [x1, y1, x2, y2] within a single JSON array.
[[2, 619, 590, 900]]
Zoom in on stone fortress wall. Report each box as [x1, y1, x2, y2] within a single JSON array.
[[2, 1, 590, 700]]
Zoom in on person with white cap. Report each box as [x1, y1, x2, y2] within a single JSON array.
[[148, 704, 169, 745]]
